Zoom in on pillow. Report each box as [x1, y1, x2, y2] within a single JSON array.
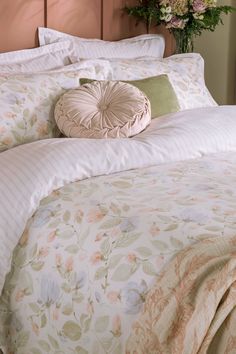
[[54, 81, 151, 138], [0, 41, 74, 67], [108, 53, 218, 110], [38, 28, 165, 59], [0, 50, 74, 74], [80, 75, 180, 118], [0, 60, 111, 152]]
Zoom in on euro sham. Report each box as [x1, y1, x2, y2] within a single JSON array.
[[108, 53, 218, 110], [0, 41, 74, 66], [0, 61, 112, 152], [38, 27, 165, 59]]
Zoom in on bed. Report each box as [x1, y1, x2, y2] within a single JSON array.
[[1, 2, 236, 354]]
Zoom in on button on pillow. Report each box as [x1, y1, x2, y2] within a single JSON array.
[[54, 81, 151, 139]]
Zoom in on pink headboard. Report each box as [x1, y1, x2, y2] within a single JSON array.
[[0, 0, 175, 56]]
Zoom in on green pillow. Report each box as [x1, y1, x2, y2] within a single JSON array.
[[80, 75, 180, 119]]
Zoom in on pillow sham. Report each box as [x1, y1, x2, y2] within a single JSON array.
[[108, 53, 218, 110], [0, 49, 73, 74], [0, 60, 110, 152], [38, 27, 165, 59], [80, 75, 180, 118], [54, 81, 151, 138], [0, 41, 74, 66]]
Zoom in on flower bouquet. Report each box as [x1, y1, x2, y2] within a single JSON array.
[[126, 0, 234, 53]]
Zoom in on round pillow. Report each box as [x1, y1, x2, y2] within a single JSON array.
[[54, 80, 151, 139]]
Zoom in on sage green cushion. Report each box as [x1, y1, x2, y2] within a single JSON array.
[[80, 75, 180, 119]]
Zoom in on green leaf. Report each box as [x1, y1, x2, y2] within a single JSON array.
[[83, 317, 92, 333], [38, 340, 50, 352], [170, 237, 184, 249], [62, 321, 81, 341], [29, 302, 41, 313], [116, 233, 140, 248], [20, 272, 33, 295], [14, 247, 27, 267], [151, 240, 168, 251], [165, 223, 178, 231], [48, 335, 59, 350], [62, 303, 73, 316], [41, 314, 47, 328], [112, 181, 132, 188], [30, 348, 42, 354], [73, 292, 84, 303], [95, 267, 107, 280], [63, 211, 71, 223], [136, 247, 152, 257], [16, 331, 30, 347], [112, 264, 133, 281], [57, 230, 73, 239], [62, 282, 71, 293], [29, 244, 38, 259], [99, 218, 121, 230], [101, 238, 110, 256], [75, 346, 89, 354], [31, 261, 44, 271], [108, 254, 123, 269], [142, 262, 157, 276], [94, 316, 109, 333], [65, 244, 79, 254]]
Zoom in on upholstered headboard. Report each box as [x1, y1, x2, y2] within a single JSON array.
[[0, 0, 175, 56]]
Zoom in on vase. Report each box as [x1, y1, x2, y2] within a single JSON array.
[[173, 30, 194, 54]]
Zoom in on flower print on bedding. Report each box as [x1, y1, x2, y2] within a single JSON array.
[[2, 150, 236, 353], [0, 60, 112, 152]]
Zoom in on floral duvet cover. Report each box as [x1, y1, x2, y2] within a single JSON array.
[[1, 106, 236, 353]]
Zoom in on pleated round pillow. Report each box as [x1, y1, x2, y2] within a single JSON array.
[[54, 80, 151, 139]]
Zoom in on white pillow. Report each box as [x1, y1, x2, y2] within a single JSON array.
[[0, 60, 111, 152], [0, 41, 74, 72], [38, 27, 165, 59], [109, 53, 217, 110]]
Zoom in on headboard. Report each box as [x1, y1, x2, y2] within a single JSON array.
[[0, 0, 175, 57]]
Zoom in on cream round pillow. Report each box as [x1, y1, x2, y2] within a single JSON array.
[[54, 80, 151, 139]]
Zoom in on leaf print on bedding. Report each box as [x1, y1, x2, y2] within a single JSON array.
[[94, 316, 109, 333], [62, 321, 81, 341], [111, 264, 134, 282]]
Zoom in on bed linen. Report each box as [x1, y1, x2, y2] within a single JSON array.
[[1, 105, 236, 353]]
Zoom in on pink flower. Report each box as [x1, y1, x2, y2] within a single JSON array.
[[192, 0, 207, 13], [38, 246, 49, 258], [127, 253, 137, 263], [53, 308, 59, 321], [15, 289, 25, 302], [112, 315, 121, 337], [87, 207, 106, 223], [75, 209, 84, 223], [149, 223, 160, 237], [95, 232, 104, 242], [55, 254, 62, 267], [47, 230, 56, 242], [107, 291, 120, 304], [65, 256, 74, 272], [31, 321, 39, 336], [90, 251, 103, 264], [166, 16, 187, 29], [87, 301, 94, 315]]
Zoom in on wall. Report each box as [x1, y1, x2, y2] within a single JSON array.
[[194, 0, 236, 104], [0, 0, 174, 56]]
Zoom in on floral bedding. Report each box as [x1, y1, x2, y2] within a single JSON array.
[[1, 106, 236, 353]]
